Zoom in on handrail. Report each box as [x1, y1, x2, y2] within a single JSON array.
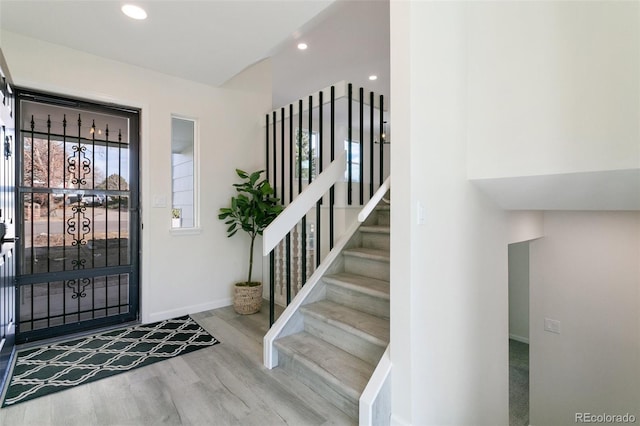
[[358, 175, 391, 223], [262, 151, 346, 256]]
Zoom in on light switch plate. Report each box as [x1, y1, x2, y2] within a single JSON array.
[[152, 195, 167, 208]]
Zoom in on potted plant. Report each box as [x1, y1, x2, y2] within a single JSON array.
[[171, 208, 182, 228], [218, 169, 282, 314]]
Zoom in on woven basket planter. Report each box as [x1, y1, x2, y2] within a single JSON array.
[[233, 282, 263, 315]]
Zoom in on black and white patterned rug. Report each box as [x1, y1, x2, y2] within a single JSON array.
[[2, 315, 219, 407]]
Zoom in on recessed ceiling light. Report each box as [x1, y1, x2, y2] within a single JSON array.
[[297, 43, 308, 50], [369, 75, 378, 81], [122, 4, 147, 20]]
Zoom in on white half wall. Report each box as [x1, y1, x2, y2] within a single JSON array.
[[467, 1, 640, 179], [390, 2, 509, 424], [530, 211, 640, 426], [1, 31, 272, 323], [466, 2, 640, 212]]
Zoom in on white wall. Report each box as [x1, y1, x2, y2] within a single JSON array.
[[467, 1, 640, 179], [390, 2, 509, 425], [530, 211, 640, 426], [508, 211, 544, 244], [508, 242, 529, 344], [1, 31, 272, 322], [390, 2, 639, 424], [466, 1, 640, 212]]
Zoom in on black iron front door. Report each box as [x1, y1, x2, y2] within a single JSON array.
[[15, 90, 140, 343]]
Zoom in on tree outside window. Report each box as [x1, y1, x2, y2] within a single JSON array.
[[295, 129, 318, 180]]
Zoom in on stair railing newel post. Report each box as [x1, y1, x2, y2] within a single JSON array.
[[347, 83, 353, 205], [287, 102, 294, 306], [359, 86, 364, 205], [317, 89, 323, 268], [369, 91, 374, 198], [265, 113, 274, 323], [330, 85, 335, 250]]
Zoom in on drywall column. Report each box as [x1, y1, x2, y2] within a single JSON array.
[[390, 2, 509, 425], [389, 0, 413, 423], [530, 211, 640, 426]]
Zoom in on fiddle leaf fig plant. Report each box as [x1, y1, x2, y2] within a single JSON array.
[[218, 169, 283, 286]]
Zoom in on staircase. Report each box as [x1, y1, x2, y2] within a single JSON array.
[[273, 202, 390, 420]]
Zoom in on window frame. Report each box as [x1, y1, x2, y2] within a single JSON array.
[[170, 115, 200, 232]]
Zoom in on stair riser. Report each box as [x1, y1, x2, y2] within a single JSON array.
[[376, 210, 390, 226], [360, 232, 390, 251], [304, 315, 386, 366], [275, 347, 359, 419], [326, 284, 390, 318], [344, 256, 390, 281]]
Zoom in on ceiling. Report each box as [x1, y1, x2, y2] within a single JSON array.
[[0, 0, 389, 108], [270, 0, 389, 107]]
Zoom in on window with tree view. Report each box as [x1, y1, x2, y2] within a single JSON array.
[[20, 102, 133, 275], [295, 129, 319, 181]]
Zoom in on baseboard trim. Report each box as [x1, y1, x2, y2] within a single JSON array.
[[509, 333, 530, 344], [145, 297, 232, 323]]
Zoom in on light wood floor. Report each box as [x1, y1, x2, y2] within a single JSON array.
[[0, 301, 355, 426]]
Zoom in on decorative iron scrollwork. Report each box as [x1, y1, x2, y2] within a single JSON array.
[[67, 204, 91, 247], [4, 135, 11, 160], [68, 144, 91, 186], [67, 278, 91, 299], [67, 115, 91, 187], [71, 258, 86, 269]]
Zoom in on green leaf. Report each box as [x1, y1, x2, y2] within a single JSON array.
[[219, 168, 284, 278], [249, 171, 261, 185]]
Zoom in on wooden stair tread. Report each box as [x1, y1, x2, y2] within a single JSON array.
[[324, 272, 389, 299], [301, 300, 389, 346], [275, 332, 374, 398]]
